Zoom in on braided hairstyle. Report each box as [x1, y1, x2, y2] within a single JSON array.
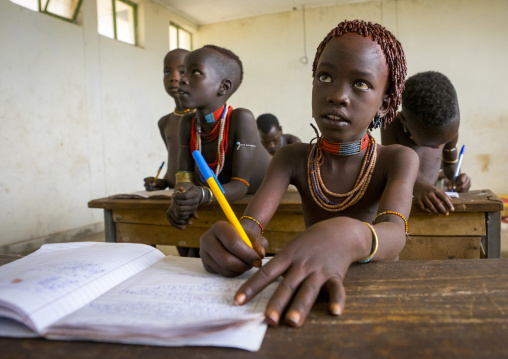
[[312, 20, 407, 129]]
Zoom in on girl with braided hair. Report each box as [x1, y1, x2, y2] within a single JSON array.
[[200, 20, 418, 327]]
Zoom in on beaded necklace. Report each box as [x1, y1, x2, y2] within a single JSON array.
[[308, 130, 377, 212], [190, 104, 232, 177], [174, 108, 195, 117]]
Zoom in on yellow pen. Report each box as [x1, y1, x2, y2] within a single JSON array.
[[192, 150, 253, 248]]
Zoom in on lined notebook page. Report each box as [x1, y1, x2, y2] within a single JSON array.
[[48, 256, 278, 344], [0, 242, 164, 333]]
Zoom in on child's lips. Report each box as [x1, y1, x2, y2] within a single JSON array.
[[324, 113, 349, 124]]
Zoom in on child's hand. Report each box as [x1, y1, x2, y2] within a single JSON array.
[[166, 185, 201, 229], [448, 173, 471, 193], [143, 177, 168, 191], [200, 221, 267, 277], [234, 219, 354, 328], [413, 181, 454, 215]]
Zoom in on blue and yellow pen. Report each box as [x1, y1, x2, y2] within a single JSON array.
[[192, 150, 253, 248], [150, 161, 165, 190]]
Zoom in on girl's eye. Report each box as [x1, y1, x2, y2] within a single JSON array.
[[354, 81, 370, 90], [164, 70, 170, 76], [192, 70, 201, 76], [318, 74, 331, 83]]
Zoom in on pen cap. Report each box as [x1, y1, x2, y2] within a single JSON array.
[[192, 150, 225, 193]]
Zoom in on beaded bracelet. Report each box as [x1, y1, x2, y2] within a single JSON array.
[[240, 215, 264, 235], [373, 211, 408, 233], [231, 177, 250, 187], [441, 156, 458, 164], [359, 222, 378, 263], [175, 171, 194, 184]]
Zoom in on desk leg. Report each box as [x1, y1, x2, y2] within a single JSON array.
[[485, 211, 501, 258], [104, 209, 117, 243]]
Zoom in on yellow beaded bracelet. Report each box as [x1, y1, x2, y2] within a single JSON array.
[[358, 222, 378, 264], [373, 211, 408, 233]]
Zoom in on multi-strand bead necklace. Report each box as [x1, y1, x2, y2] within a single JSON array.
[[190, 104, 232, 178], [308, 130, 377, 212]]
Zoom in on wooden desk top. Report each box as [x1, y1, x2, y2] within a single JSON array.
[[1, 255, 507, 358], [88, 189, 502, 213]]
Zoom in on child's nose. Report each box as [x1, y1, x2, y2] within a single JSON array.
[[327, 85, 350, 106]]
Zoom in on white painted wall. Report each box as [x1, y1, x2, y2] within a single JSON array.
[[0, 0, 196, 248], [195, 0, 508, 195], [1, 0, 507, 249]]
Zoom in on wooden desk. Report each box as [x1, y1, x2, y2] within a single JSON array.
[[2, 255, 508, 358], [88, 189, 503, 259]]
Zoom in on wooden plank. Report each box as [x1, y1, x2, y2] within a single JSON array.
[[408, 212, 485, 236], [400, 236, 481, 260]]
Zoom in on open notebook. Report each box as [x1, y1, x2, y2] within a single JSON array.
[[108, 189, 174, 199], [0, 242, 277, 351]]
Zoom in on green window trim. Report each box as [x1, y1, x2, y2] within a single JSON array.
[[170, 22, 193, 50]]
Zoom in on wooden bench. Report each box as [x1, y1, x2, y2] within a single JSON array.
[[88, 189, 503, 259]]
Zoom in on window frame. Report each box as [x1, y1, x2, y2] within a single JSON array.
[[10, 0, 83, 23], [169, 22, 193, 51], [111, 0, 138, 46]]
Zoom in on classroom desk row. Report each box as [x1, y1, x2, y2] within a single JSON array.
[[88, 189, 503, 260], [1, 254, 507, 358]]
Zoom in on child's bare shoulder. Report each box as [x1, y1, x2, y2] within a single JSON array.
[[272, 142, 309, 166], [157, 114, 172, 130]]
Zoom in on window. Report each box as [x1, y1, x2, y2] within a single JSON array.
[[97, 0, 137, 45], [10, 0, 82, 22], [169, 23, 192, 51]]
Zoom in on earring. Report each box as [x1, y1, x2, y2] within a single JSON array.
[[372, 112, 382, 129]]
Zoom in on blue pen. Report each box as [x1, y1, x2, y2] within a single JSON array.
[[150, 161, 165, 190], [451, 145, 465, 192], [192, 150, 253, 248]]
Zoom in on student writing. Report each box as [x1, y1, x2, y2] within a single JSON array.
[[381, 71, 471, 214], [199, 20, 419, 327], [144, 48, 194, 191]]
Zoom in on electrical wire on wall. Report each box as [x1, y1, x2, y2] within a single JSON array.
[[300, 5, 308, 64]]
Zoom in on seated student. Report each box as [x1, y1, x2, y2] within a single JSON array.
[[199, 20, 418, 327], [381, 71, 471, 215], [256, 113, 302, 155], [144, 48, 194, 190], [167, 45, 271, 234]]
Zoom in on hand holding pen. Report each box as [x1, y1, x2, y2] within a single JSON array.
[[450, 145, 471, 192]]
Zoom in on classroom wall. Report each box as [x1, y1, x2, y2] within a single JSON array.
[[0, 0, 196, 251], [195, 0, 508, 195], [1, 0, 507, 251]]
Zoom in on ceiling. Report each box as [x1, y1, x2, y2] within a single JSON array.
[[153, 0, 368, 26]]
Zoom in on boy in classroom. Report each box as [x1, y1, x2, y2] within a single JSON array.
[[381, 71, 471, 215], [143, 48, 194, 190], [256, 113, 302, 155], [199, 20, 419, 327], [166, 45, 271, 233]]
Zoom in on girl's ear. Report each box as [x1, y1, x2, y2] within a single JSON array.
[[218, 79, 232, 96], [378, 94, 392, 117]]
